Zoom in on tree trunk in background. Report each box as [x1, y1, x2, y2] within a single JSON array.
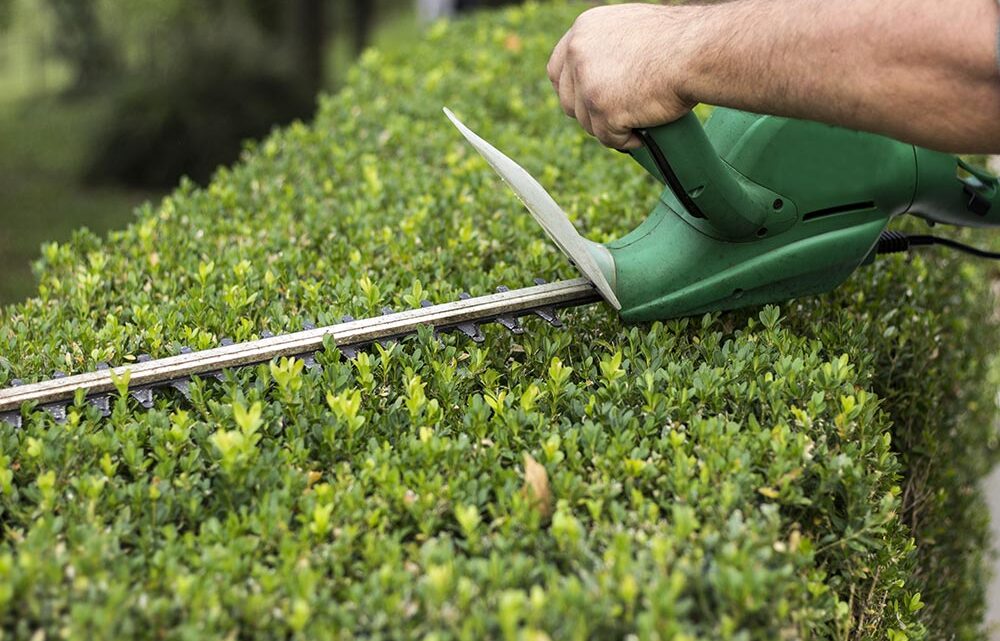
[[245, 0, 286, 37], [46, 0, 118, 92], [294, 0, 325, 95], [0, 0, 12, 31], [351, 0, 374, 55]]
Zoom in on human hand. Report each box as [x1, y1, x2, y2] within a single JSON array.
[[546, 3, 701, 149], [550, 0, 1000, 154]]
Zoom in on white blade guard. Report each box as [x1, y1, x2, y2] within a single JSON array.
[[444, 108, 621, 310]]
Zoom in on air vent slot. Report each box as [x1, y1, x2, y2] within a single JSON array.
[[802, 201, 875, 221]]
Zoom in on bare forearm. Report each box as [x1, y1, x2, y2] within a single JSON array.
[[548, 1, 1000, 153], [679, 0, 1000, 152]]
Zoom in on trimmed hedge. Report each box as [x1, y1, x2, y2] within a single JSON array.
[[1, 2, 998, 639]]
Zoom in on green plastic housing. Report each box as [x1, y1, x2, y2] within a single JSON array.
[[600, 109, 1000, 322]]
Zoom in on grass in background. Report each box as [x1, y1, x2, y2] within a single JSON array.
[[0, 0, 150, 304], [0, 97, 151, 303], [0, 2, 422, 305]]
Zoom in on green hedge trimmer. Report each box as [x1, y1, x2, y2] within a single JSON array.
[[3, 106, 999, 426]]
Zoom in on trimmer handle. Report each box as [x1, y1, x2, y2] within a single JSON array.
[[911, 149, 1000, 227], [628, 112, 781, 241]]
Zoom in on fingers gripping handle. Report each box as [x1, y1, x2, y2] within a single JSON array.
[[628, 112, 773, 241]]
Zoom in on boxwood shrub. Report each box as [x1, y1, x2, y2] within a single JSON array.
[[1, 2, 998, 639]]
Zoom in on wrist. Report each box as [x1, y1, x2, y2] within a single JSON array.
[[654, 3, 727, 109], [674, 0, 809, 114]]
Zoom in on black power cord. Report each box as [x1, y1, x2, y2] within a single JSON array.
[[876, 230, 1000, 260]]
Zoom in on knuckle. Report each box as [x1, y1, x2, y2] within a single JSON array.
[[605, 115, 629, 137], [597, 132, 618, 148], [565, 40, 583, 60], [582, 92, 604, 116]]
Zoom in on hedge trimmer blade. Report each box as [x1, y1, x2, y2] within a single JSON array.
[[443, 108, 621, 310], [0, 278, 600, 427]]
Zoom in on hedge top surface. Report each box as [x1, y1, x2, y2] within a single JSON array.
[[1, 3, 997, 640]]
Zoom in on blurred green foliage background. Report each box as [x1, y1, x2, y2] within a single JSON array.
[[0, 0, 521, 304]]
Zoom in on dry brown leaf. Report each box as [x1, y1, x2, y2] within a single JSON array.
[[522, 452, 552, 519]]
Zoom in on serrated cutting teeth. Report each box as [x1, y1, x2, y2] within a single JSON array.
[[532, 307, 562, 327], [531, 279, 563, 327], [300, 353, 321, 371], [89, 395, 111, 417], [170, 378, 192, 400], [46, 374, 69, 422], [0, 277, 602, 425], [422, 297, 486, 342], [130, 387, 155, 409], [89, 363, 112, 416], [378, 308, 397, 347], [209, 342, 231, 381], [46, 375, 68, 421], [420, 300, 445, 336], [338, 315, 360, 358], [0, 412, 21, 428], [456, 293, 486, 342], [43, 403, 67, 423], [495, 287, 525, 334]]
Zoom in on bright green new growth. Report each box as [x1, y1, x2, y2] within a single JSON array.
[[0, 3, 998, 639]]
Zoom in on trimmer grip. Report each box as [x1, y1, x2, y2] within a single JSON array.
[[628, 112, 775, 240]]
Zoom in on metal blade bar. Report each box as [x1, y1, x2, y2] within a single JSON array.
[[0, 278, 599, 413]]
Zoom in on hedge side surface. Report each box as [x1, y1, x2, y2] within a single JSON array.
[[1, 3, 998, 639]]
